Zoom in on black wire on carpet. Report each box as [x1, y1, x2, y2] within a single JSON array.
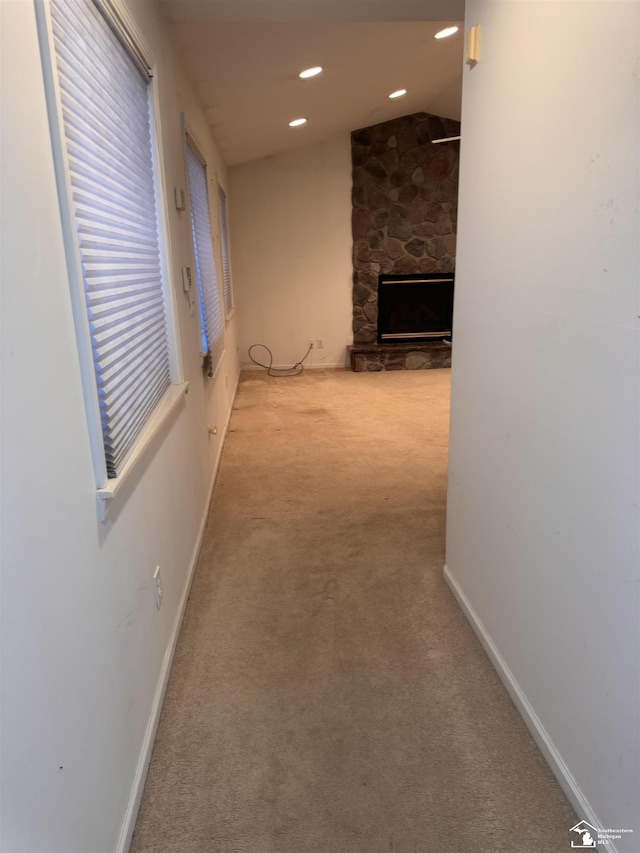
[[248, 343, 313, 377]]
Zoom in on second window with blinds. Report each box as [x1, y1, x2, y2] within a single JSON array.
[[217, 186, 234, 315], [185, 136, 225, 376]]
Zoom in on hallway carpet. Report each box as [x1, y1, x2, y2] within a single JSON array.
[[131, 369, 576, 853]]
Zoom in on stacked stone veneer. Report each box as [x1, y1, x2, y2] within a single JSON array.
[[351, 112, 460, 348]]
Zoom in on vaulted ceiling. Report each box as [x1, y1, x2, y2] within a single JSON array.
[[160, 0, 465, 166]]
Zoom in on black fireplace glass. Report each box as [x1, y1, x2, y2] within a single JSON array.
[[377, 273, 454, 343]]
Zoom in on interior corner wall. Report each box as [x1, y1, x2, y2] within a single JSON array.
[[228, 137, 353, 370], [446, 1, 639, 846], [0, 1, 239, 851]]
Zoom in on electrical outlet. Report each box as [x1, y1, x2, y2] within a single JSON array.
[[308, 339, 314, 349], [317, 338, 324, 348], [153, 566, 163, 610]]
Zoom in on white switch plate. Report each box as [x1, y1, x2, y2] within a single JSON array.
[[174, 186, 186, 210], [153, 566, 163, 610]]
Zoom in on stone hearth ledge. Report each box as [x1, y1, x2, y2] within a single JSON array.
[[348, 342, 451, 372]]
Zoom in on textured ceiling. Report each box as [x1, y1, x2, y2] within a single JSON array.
[[161, 1, 465, 166]]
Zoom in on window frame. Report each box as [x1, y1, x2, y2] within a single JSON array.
[[35, 0, 185, 515], [182, 123, 226, 378]]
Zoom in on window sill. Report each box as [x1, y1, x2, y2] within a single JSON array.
[[96, 381, 189, 521]]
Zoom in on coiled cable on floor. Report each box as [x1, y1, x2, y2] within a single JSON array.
[[248, 343, 313, 377]]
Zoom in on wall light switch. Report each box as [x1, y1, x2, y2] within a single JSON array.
[[174, 186, 186, 210], [466, 24, 480, 66]]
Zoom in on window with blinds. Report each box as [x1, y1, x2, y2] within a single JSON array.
[[46, 0, 172, 480], [217, 186, 234, 314], [185, 137, 224, 373]]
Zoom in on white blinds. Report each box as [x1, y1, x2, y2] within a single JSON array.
[[217, 186, 233, 313], [185, 138, 224, 372], [50, 0, 171, 479]]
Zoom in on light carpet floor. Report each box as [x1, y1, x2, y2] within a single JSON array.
[[131, 368, 576, 853]]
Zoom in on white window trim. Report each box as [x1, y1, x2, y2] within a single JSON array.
[[35, 0, 185, 516], [95, 381, 189, 520]]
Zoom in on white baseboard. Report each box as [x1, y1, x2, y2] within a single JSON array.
[[241, 362, 349, 371], [442, 563, 620, 853], [116, 373, 241, 853], [303, 362, 350, 370]]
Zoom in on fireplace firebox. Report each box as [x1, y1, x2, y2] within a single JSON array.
[[377, 273, 454, 344]]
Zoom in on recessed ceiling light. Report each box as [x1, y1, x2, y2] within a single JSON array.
[[388, 89, 407, 100], [288, 118, 307, 127], [434, 26, 459, 39], [299, 66, 323, 79]]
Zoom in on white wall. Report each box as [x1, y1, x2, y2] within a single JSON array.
[[446, 2, 639, 848], [0, 2, 239, 851], [228, 137, 353, 369]]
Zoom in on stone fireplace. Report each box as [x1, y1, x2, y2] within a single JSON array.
[[348, 111, 460, 371]]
